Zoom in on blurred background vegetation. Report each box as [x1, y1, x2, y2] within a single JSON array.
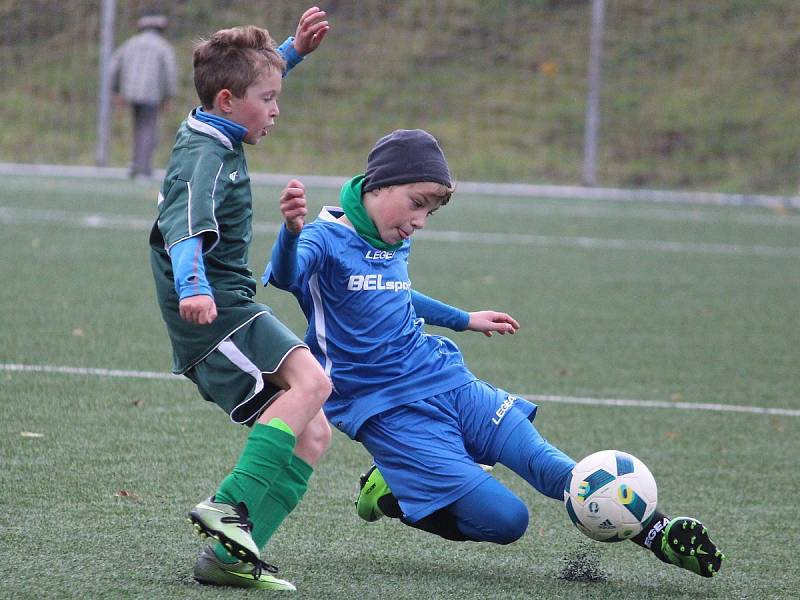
[[1, 0, 799, 194]]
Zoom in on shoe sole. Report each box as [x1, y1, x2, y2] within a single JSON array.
[[195, 572, 296, 591], [193, 547, 290, 590], [195, 576, 296, 591], [187, 513, 261, 567], [195, 570, 296, 591], [664, 517, 725, 577]]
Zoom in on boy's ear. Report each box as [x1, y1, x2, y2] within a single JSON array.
[[214, 89, 234, 114]]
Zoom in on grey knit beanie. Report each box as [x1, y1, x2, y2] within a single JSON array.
[[363, 129, 452, 192]]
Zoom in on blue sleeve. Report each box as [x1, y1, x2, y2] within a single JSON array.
[[264, 224, 300, 288], [170, 236, 213, 300], [277, 36, 304, 76], [411, 290, 470, 331]]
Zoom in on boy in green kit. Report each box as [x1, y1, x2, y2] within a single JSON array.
[[149, 8, 331, 591]]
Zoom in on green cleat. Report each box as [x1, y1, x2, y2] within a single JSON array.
[[661, 517, 725, 577], [194, 546, 296, 591], [188, 496, 261, 566], [355, 465, 399, 522]]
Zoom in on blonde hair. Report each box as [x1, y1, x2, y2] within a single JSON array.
[[193, 25, 286, 108]]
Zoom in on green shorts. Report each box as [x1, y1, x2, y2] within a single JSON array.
[[184, 312, 307, 425]]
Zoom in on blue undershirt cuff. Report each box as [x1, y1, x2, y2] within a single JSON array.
[[277, 37, 304, 74], [170, 236, 213, 300]]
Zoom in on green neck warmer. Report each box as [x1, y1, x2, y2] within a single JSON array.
[[339, 175, 402, 251]]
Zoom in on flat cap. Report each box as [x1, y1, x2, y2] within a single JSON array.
[[137, 14, 168, 30]]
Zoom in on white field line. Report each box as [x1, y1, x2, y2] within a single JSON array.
[[5, 202, 800, 230], [2, 162, 799, 209], [1, 363, 183, 380], [525, 394, 800, 417], [482, 199, 800, 227], [412, 229, 800, 257], [2, 206, 799, 258], [1, 363, 798, 417]]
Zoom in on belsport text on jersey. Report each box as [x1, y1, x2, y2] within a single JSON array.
[[347, 274, 411, 292]]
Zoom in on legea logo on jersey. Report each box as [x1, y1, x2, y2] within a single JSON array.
[[347, 274, 411, 292], [491, 395, 518, 425], [364, 249, 395, 260]]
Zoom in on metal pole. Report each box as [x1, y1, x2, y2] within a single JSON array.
[[95, 0, 116, 166], [583, 0, 605, 186]]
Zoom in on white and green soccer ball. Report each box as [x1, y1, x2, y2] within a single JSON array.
[[564, 450, 658, 542]]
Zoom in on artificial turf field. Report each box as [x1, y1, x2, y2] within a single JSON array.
[[1, 175, 798, 599]]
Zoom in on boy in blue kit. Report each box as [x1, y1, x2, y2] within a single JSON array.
[[149, 8, 332, 591], [264, 129, 725, 579]]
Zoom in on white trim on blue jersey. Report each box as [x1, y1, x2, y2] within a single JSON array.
[[308, 271, 333, 377]]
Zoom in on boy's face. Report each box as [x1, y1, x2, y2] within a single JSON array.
[[228, 68, 282, 145], [364, 182, 447, 245]]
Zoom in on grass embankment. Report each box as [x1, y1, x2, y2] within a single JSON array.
[[1, 0, 798, 194]]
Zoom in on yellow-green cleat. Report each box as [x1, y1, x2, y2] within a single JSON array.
[[193, 546, 296, 591], [188, 496, 261, 566], [661, 517, 725, 577], [355, 465, 400, 522]]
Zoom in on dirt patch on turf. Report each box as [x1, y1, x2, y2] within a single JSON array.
[[557, 545, 609, 582]]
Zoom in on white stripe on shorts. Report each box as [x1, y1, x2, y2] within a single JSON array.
[[217, 339, 265, 399]]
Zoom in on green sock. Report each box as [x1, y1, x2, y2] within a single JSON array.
[[213, 419, 296, 564], [252, 454, 314, 548]]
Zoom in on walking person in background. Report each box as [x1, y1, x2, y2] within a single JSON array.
[[110, 14, 178, 181]]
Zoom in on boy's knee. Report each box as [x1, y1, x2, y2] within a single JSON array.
[[296, 369, 332, 404], [454, 478, 529, 544], [465, 498, 528, 545], [280, 349, 332, 403], [311, 370, 332, 399], [490, 499, 528, 544]]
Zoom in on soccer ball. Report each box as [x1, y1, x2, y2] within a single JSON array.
[[564, 450, 658, 542]]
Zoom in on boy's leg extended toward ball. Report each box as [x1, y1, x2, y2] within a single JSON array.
[[355, 389, 724, 577], [355, 466, 725, 577]]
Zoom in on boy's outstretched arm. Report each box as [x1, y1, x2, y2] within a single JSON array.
[[293, 6, 330, 55], [266, 179, 307, 289], [410, 290, 519, 336]]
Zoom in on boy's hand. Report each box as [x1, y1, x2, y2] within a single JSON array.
[[179, 295, 218, 325], [281, 178, 308, 234], [467, 311, 520, 337], [293, 6, 330, 55]]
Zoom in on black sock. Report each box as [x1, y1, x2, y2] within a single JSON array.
[[401, 508, 469, 542], [378, 492, 468, 541], [377, 493, 403, 518], [630, 509, 671, 564]]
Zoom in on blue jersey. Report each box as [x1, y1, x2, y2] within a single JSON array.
[[264, 207, 476, 438]]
